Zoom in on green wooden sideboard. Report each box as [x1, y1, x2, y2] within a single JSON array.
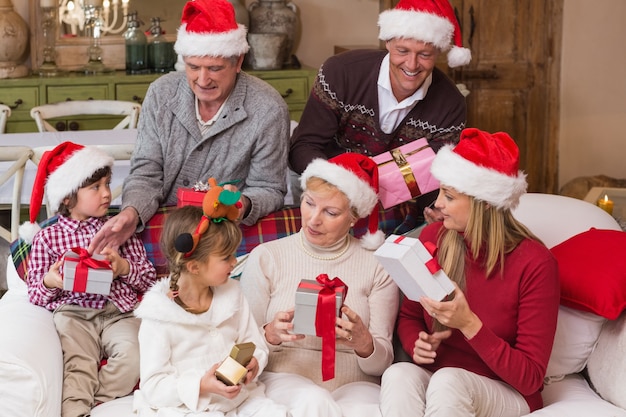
[[0, 67, 317, 133]]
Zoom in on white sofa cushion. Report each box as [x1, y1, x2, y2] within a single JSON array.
[[545, 306, 606, 380], [525, 374, 626, 416], [0, 287, 63, 417], [588, 311, 626, 410]]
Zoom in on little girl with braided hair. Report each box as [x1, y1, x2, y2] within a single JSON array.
[[133, 203, 288, 416]]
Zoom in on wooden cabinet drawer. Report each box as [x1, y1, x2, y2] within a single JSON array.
[[115, 83, 151, 104], [46, 85, 110, 103], [262, 77, 308, 104], [0, 86, 39, 114]]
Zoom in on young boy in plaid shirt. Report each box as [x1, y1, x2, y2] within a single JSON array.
[[19, 141, 157, 417]]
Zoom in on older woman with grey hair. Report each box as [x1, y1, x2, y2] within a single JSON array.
[[241, 153, 399, 417]]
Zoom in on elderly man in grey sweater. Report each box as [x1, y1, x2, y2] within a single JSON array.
[[90, 0, 289, 254]]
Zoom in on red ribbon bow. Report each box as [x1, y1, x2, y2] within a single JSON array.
[[423, 241, 442, 274], [393, 235, 441, 274], [65, 248, 111, 293], [310, 274, 348, 381]]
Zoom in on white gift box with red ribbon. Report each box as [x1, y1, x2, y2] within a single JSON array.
[[63, 248, 113, 295], [374, 234, 454, 302]]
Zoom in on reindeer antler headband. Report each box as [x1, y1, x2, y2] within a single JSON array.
[[174, 178, 242, 257]]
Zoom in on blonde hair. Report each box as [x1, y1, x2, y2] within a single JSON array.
[[304, 176, 359, 220], [433, 197, 541, 330], [160, 205, 242, 296]]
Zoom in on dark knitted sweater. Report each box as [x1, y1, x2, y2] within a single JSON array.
[[289, 49, 467, 174]]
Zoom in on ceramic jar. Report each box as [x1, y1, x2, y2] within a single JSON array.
[[0, 0, 29, 79], [248, 0, 298, 67]]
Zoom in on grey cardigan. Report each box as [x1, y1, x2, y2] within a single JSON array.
[[122, 71, 290, 227]]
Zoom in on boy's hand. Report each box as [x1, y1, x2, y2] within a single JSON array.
[[100, 247, 130, 278], [43, 259, 64, 289]]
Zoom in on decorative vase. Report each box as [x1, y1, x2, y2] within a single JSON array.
[[248, 0, 298, 67], [227, 0, 249, 28], [0, 0, 29, 79]]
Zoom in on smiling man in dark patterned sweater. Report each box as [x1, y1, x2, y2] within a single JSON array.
[[289, 0, 471, 225]]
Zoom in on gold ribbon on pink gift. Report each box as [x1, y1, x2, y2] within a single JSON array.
[[389, 145, 430, 198], [299, 274, 348, 381], [66, 248, 111, 293]]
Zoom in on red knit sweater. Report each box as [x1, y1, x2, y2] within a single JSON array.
[[397, 222, 560, 412]]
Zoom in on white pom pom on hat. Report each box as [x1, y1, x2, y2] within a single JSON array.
[[301, 153, 385, 250], [430, 128, 527, 210], [18, 142, 113, 244], [378, 0, 471, 67]]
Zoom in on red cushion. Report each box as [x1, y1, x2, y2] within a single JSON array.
[[550, 228, 626, 320]]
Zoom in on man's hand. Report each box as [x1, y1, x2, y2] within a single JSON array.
[[423, 205, 444, 224], [88, 207, 139, 255]]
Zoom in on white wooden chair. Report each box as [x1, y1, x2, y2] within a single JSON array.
[[30, 144, 134, 219], [0, 146, 34, 242], [29, 100, 141, 132], [0, 104, 11, 133]]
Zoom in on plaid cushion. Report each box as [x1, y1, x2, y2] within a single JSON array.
[[11, 203, 413, 281]]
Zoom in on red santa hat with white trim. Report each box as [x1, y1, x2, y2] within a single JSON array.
[[174, 0, 249, 58], [300, 153, 384, 250], [18, 141, 114, 243], [378, 0, 471, 68], [431, 128, 527, 210]]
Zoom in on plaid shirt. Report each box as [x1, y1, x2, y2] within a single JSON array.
[[27, 215, 157, 312]]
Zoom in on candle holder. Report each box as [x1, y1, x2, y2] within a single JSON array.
[[597, 195, 614, 216], [59, 0, 129, 37], [34, 6, 63, 77], [81, 4, 114, 75]]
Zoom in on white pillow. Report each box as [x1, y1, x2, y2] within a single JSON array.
[[587, 311, 626, 410], [545, 305, 606, 380], [524, 374, 626, 416]]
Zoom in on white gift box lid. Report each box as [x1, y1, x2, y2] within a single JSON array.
[[374, 234, 454, 302]]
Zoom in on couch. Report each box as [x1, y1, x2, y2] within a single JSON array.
[[0, 193, 625, 416]]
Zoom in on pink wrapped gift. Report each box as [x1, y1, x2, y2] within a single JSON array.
[[63, 248, 113, 295], [176, 188, 206, 207], [371, 138, 440, 209]]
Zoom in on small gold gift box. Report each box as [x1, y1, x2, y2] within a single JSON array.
[[215, 342, 256, 386]]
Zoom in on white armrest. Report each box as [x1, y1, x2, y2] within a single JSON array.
[[0, 258, 63, 417]]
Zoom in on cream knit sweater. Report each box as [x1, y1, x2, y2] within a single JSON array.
[[240, 231, 399, 391]]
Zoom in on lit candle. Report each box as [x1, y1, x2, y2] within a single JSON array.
[[41, 0, 57, 7], [597, 194, 614, 215]]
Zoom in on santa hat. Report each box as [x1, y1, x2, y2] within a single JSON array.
[[300, 153, 384, 250], [378, 0, 471, 67], [431, 128, 527, 210], [18, 142, 114, 243], [174, 0, 249, 58]]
